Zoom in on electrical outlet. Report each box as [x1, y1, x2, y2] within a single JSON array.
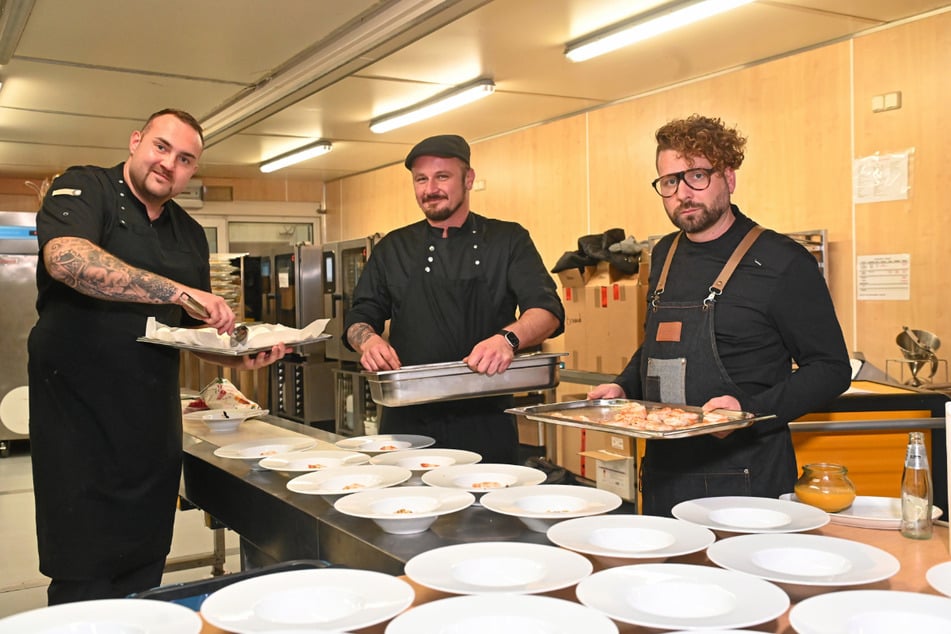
[[610, 436, 624, 450]]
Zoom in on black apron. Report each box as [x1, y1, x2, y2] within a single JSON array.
[[380, 228, 518, 464], [29, 187, 204, 580], [639, 226, 797, 516]]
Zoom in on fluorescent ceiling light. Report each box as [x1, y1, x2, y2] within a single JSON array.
[[0, 0, 35, 65], [259, 140, 333, 173], [199, 0, 469, 145], [370, 79, 496, 134], [565, 0, 753, 62]]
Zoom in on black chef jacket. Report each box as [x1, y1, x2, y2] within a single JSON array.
[[28, 163, 210, 579]]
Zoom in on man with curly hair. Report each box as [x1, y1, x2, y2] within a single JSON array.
[[589, 115, 851, 516]]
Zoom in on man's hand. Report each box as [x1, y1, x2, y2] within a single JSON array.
[[178, 287, 236, 335], [463, 333, 515, 376], [240, 343, 288, 370], [587, 383, 625, 400], [703, 394, 742, 438], [359, 333, 401, 371]]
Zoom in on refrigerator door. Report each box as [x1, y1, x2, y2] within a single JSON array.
[[0, 211, 39, 447], [324, 237, 374, 362]]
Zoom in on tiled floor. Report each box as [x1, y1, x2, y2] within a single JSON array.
[[0, 441, 241, 619]]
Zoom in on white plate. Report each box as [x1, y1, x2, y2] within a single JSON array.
[[258, 449, 370, 472], [672, 495, 829, 533], [0, 598, 202, 633], [371, 448, 482, 485], [546, 514, 716, 561], [384, 594, 619, 634], [927, 561, 951, 597], [213, 436, 317, 460], [707, 533, 900, 587], [370, 448, 481, 471], [420, 463, 547, 492], [334, 486, 476, 534], [789, 590, 951, 634], [200, 568, 414, 632], [183, 408, 268, 432], [781, 493, 943, 529], [286, 464, 411, 495], [334, 434, 435, 453], [575, 563, 789, 630], [404, 541, 593, 595], [480, 484, 622, 532]]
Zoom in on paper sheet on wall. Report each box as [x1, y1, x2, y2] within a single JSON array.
[[853, 150, 912, 203], [857, 254, 910, 301]]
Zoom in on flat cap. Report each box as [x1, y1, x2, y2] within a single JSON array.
[[404, 134, 470, 169]]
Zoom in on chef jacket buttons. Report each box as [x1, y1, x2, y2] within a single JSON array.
[[473, 244, 478, 249], [424, 266, 431, 273], [475, 260, 481, 266], [428, 245, 435, 252], [427, 256, 433, 262]]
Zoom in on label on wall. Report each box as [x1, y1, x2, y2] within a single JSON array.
[[853, 150, 912, 203], [857, 253, 910, 300]]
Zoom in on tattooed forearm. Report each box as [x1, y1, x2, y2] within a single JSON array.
[[347, 323, 378, 350], [45, 237, 180, 303]]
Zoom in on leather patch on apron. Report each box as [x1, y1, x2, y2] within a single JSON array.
[[656, 321, 682, 342]]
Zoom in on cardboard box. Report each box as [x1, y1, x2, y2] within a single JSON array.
[[561, 258, 649, 375], [556, 266, 594, 288], [554, 425, 635, 480], [580, 450, 636, 503]]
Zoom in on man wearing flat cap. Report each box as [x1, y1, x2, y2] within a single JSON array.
[[344, 134, 565, 463]]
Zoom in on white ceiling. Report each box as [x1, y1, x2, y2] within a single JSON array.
[[0, 0, 947, 183]]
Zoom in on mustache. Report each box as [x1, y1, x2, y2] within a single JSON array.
[[423, 193, 447, 202], [675, 201, 707, 214]]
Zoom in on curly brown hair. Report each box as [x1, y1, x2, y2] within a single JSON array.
[[655, 114, 746, 171]]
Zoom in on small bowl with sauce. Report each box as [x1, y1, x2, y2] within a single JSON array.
[[793, 463, 856, 512]]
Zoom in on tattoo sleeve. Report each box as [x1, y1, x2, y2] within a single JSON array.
[[44, 237, 180, 303], [347, 323, 378, 350]]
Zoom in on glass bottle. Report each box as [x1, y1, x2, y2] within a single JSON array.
[[900, 431, 933, 540], [793, 463, 856, 512]]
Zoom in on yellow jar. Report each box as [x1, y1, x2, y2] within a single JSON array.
[[793, 463, 856, 512]]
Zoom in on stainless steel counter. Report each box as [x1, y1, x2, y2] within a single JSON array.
[[181, 416, 631, 575]]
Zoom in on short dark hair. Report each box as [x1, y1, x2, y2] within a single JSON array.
[[655, 114, 746, 172], [142, 108, 204, 146]]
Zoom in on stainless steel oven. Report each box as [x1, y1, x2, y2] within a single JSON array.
[[322, 235, 379, 362]]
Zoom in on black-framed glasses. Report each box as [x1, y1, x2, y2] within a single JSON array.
[[651, 167, 717, 197]]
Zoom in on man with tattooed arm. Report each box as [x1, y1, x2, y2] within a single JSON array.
[[27, 109, 287, 604]]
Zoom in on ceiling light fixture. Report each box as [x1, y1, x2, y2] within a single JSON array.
[[564, 0, 753, 63], [0, 0, 36, 65], [199, 0, 474, 146], [259, 140, 333, 173], [369, 78, 496, 134]]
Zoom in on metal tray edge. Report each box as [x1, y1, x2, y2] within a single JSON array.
[[137, 333, 331, 356]]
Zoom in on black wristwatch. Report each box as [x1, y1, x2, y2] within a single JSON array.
[[498, 329, 519, 353]]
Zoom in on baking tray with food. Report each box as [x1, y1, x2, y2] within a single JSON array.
[[506, 398, 775, 439], [363, 352, 566, 407]]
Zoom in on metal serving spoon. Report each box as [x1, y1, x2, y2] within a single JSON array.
[[180, 292, 248, 346]]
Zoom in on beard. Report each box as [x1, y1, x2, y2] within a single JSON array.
[[127, 162, 175, 205], [420, 195, 464, 222], [669, 189, 731, 234]]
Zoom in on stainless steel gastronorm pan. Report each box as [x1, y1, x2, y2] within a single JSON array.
[[363, 352, 565, 407], [507, 398, 775, 439]]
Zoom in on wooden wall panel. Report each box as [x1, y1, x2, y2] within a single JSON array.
[[852, 12, 951, 371]]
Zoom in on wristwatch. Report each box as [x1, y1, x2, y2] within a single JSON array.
[[498, 329, 520, 353]]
